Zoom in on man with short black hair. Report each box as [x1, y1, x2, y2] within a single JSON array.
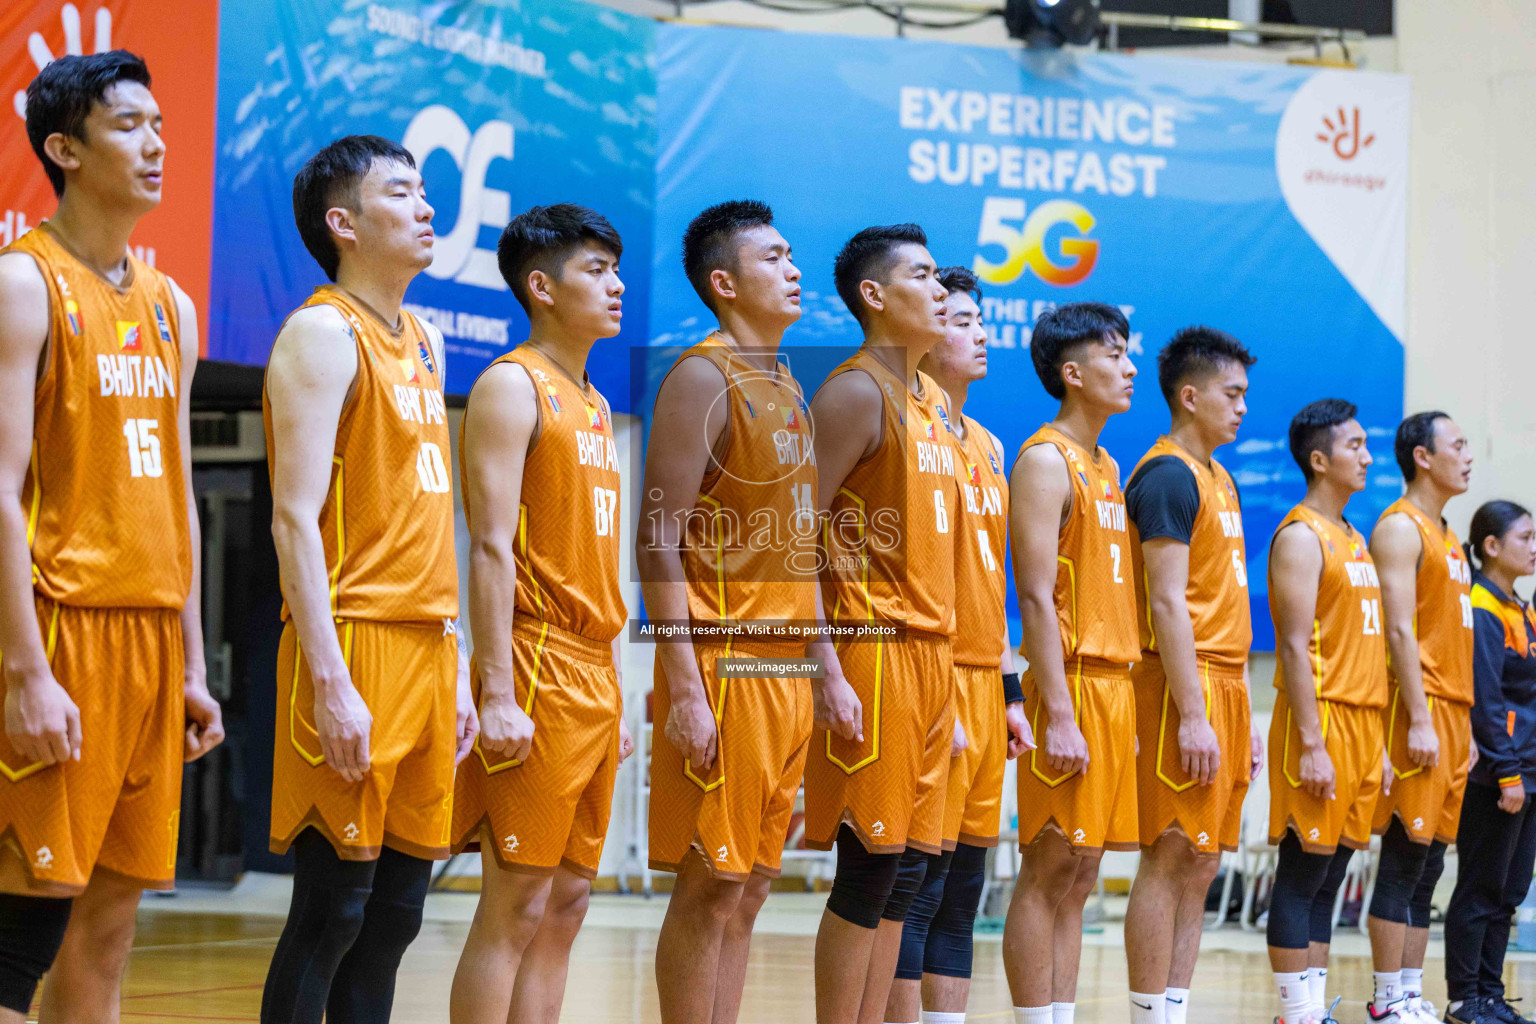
[[262, 134, 478, 1024], [0, 51, 223, 1024], [1122, 327, 1260, 1024], [450, 203, 633, 1024], [1003, 302, 1139, 1024], [805, 224, 959, 1024], [1265, 399, 1389, 1024], [640, 199, 826, 1024], [1365, 411, 1474, 1024]]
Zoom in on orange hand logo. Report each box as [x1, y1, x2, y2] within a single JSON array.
[[1317, 107, 1374, 161], [13, 4, 114, 119]]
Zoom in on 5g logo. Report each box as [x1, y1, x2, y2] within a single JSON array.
[[972, 197, 1099, 288], [403, 105, 514, 291]]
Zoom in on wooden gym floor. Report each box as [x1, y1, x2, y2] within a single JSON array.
[[32, 884, 1536, 1023]]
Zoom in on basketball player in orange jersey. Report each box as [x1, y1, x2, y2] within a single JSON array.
[[1265, 399, 1389, 1024], [803, 224, 957, 1024], [884, 265, 1033, 1024], [1362, 412, 1473, 1024], [0, 52, 224, 1023], [261, 135, 478, 1024], [449, 204, 633, 1024], [638, 201, 823, 1024], [1122, 328, 1260, 1024], [1003, 302, 1139, 1024]]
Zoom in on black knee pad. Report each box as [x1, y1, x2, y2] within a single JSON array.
[[1266, 832, 1335, 950], [326, 847, 433, 1024], [1308, 846, 1355, 946], [924, 842, 986, 980], [0, 894, 72, 1013], [1369, 818, 1431, 925], [883, 847, 942, 924], [826, 827, 901, 929], [895, 849, 953, 980], [1409, 840, 1447, 929]]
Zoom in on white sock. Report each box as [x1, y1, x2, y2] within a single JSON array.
[[1165, 987, 1191, 1024], [1401, 968, 1424, 998], [1052, 1002, 1076, 1024], [1374, 971, 1403, 1005], [1310, 968, 1329, 1013], [1130, 991, 1165, 1024], [1014, 1008, 1052, 1024], [1276, 971, 1312, 1023], [921, 1013, 966, 1024]]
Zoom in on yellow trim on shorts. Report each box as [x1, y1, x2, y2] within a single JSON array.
[[0, 603, 62, 783], [685, 637, 730, 792], [1154, 659, 1213, 793], [1281, 696, 1332, 789], [26, 441, 41, 587], [288, 620, 355, 768], [517, 502, 546, 618], [476, 620, 547, 775], [825, 487, 881, 774], [1059, 554, 1078, 652], [1386, 690, 1431, 781], [1028, 656, 1084, 788]]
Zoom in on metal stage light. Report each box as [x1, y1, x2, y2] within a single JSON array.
[[1004, 0, 1103, 46]]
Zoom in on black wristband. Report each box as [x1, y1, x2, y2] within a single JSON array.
[[1002, 671, 1024, 705]]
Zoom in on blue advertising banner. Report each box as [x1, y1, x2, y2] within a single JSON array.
[[208, 0, 656, 398], [651, 25, 1408, 647]]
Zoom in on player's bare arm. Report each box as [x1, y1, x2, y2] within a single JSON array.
[[1372, 511, 1440, 768], [1270, 520, 1333, 799], [463, 359, 539, 764], [989, 430, 1032, 760], [0, 252, 81, 767], [636, 355, 730, 770], [808, 367, 885, 743], [266, 303, 371, 784], [171, 278, 225, 762], [1009, 441, 1083, 775], [1142, 537, 1220, 785]]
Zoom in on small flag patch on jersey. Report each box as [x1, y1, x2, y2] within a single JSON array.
[[781, 404, 798, 429], [116, 321, 142, 352], [418, 340, 435, 376], [1077, 469, 1089, 487], [586, 402, 604, 431], [967, 461, 981, 485], [987, 450, 1000, 474], [397, 357, 419, 384], [936, 404, 951, 432], [1100, 478, 1112, 499], [64, 299, 82, 335], [743, 395, 756, 418], [921, 415, 937, 441], [1350, 541, 1364, 560], [153, 302, 172, 342], [545, 384, 562, 414]]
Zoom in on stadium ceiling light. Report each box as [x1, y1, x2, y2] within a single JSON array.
[[1003, 0, 1102, 46]]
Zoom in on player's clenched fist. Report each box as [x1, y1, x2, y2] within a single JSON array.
[[479, 690, 534, 764], [4, 671, 81, 766], [813, 664, 863, 743], [313, 674, 373, 784], [1043, 714, 1089, 775], [666, 691, 718, 771]]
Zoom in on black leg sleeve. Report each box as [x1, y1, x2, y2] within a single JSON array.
[[1308, 845, 1354, 946], [326, 846, 434, 1024]]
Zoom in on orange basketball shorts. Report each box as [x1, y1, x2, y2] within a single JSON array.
[[804, 630, 954, 854], [1268, 690, 1384, 853], [943, 662, 1007, 849], [649, 640, 814, 879], [1017, 659, 1138, 854], [1133, 655, 1252, 854], [271, 618, 457, 861], [0, 596, 183, 894], [453, 619, 621, 878], [1373, 689, 1471, 845]]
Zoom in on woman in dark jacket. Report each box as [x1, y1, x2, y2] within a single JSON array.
[[1445, 501, 1536, 1024]]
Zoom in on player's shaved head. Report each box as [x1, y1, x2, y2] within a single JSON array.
[[293, 135, 417, 281], [833, 223, 928, 326], [1157, 326, 1255, 407], [498, 204, 623, 315], [682, 200, 775, 312], [1288, 397, 1358, 482]]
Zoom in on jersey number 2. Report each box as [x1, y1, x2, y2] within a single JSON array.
[[1361, 598, 1381, 636]]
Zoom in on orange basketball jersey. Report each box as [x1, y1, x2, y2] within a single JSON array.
[[7, 223, 190, 609], [263, 287, 457, 624], [1270, 505, 1388, 708], [822, 351, 956, 636], [462, 345, 625, 642], [1129, 438, 1252, 668], [952, 416, 1009, 667], [672, 335, 818, 628], [1378, 498, 1474, 704], [1019, 425, 1139, 666]]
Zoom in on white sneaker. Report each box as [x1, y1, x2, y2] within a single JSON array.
[[1407, 997, 1441, 1024], [1369, 1000, 1411, 1024]]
